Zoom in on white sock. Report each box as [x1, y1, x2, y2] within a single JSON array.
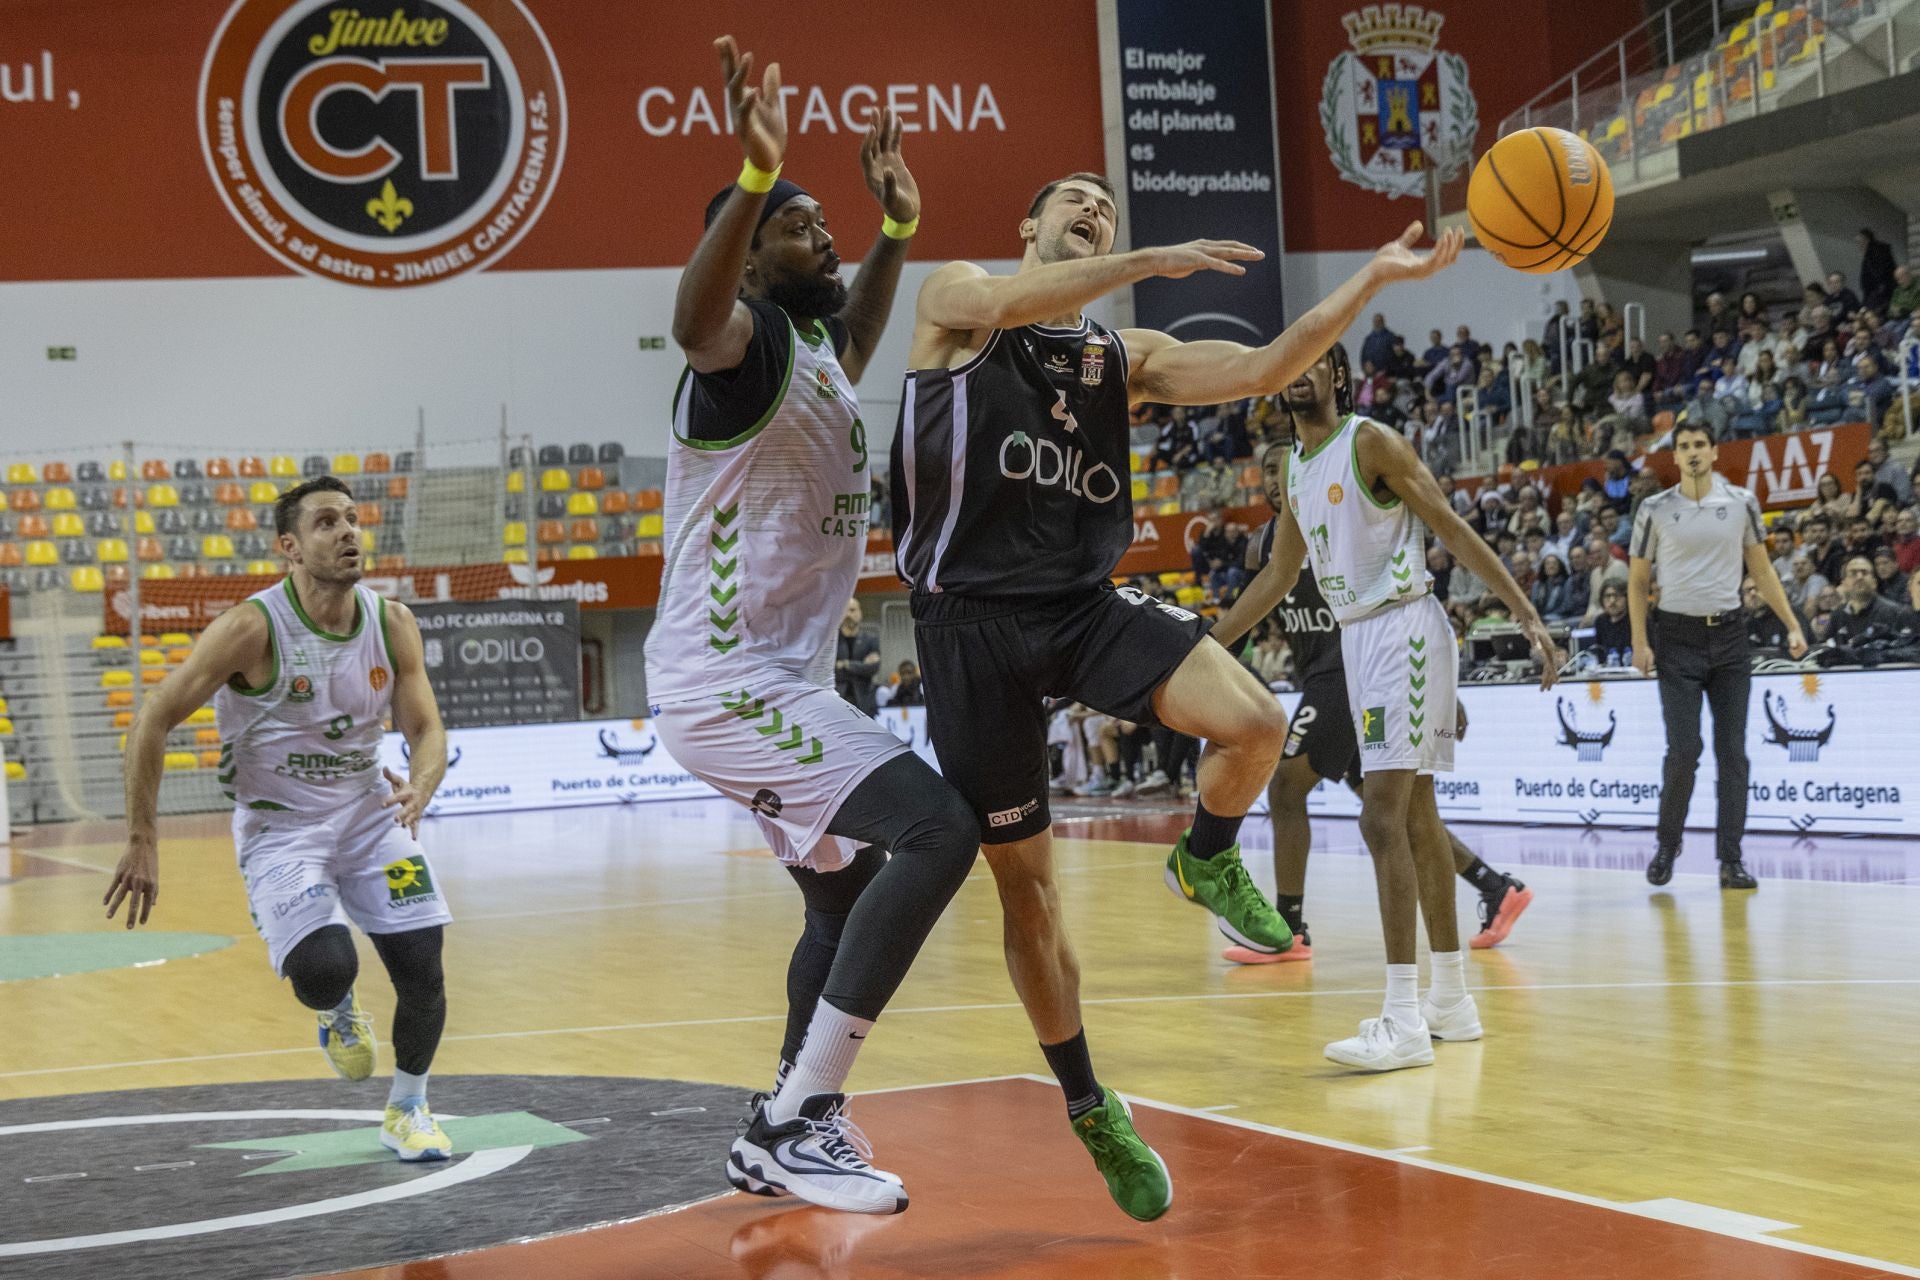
[[767, 999, 873, 1124], [1428, 951, 1467, 1004], [1384, 964, 1420, 1026], [388, 1068, 429, 1108]]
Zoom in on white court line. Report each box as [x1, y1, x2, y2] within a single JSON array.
[[9, 849, 110, 874], [6, 978, 1917, 1083], [1086, 1079, 1920, 1279], [458, 887, 794, 922]]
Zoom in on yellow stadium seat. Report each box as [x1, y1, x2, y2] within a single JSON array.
[[249, 480, 280, 504], [358, 529, 376, 553], [140, 648, 165, 666], [1175, 585, 1207, 607], [503, 548, 529, 564], [503, 521, 526, 547], [0, 694, 8, 712], [45, 487, 77, 511], [140, 563, 176, 580], [158, 632, 191, 645], [0, 717, 12, 736], [270, 455, 299, 478], [26, 541, 58, 566], [102, 669, 134, 688], [566, 492, 599, 516], [96, 538, 129, 562], [4, 761, 24, 782], [188, 706, 216, 725], [1130, 478, 1148, 501], [0, 491, 8, 511], [163, 751, 198, 772], [70, 566, 105, 593], [148, 484, 179, 507], [109, 458, 127, 481], [130, 510, 155, 535], [1158, 571, 1185, 588], [1156, 500, 1180, 515], [7, 462, 38, 484], [506, 470, 526, 493], [540, 468, 571, 492], [567, 544, 598, 560], [245, 559, 279, 575], [636, 513, 664, 539], [52, 513, 85, 538], [331, 453, 361, 475], [91, 634, 127, 650], [201, 534, 235, 559]]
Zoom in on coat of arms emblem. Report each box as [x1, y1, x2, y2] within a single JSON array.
[[1319, 4, 1478, 199]]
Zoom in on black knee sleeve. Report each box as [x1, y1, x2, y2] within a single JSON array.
[[371, 927, 447, 1076], [285, 924, 358, 1011]]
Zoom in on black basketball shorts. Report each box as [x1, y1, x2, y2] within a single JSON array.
[[912, 583, 1213, 843], [1282, 669, 1362, 789]]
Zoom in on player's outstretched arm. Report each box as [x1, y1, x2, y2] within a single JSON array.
[[671, 35, 787, 375], [107, 603, 270, 928], [1122, 222, 1463, 407], [837, 107, 919, 384], [1359, 420, 1562, 690], [915, 239, 1262, 336], [381, 601, 446, 839], [1214, 492, 1309, 649]]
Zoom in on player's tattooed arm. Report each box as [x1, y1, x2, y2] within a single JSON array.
[[382, 601, 446, 837], [1359, 421, 1562, 690], [672, 36, 787, 375], [838, 107, 919, 384], [1121, 222, 1463, 406]]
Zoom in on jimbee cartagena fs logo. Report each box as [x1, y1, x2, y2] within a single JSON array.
[[200, 1, 565, 286]]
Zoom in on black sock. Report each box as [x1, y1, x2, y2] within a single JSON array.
[[1275, 892, 1305, 933], [1187, 799, 1244, 860], [1040, 1029, 1103, 1118], [1459, 856, 1505, 894]]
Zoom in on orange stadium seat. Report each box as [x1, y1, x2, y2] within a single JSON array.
[[136, 537, 164, 562], [575, 466, 606, 491], [10, 489, 41, 513], [568, 519, 599, 543], [363, 452, 391, 474], [635, 489, 663, 511], [43, 461, 72, 483], [18, 514, 49, 539], [387, 477, 409, 501], [635, 541, 662, 558], [1151, 475, 1179, 500], [114, 710, 134, 729], [140, 459, 170, 481], [106, 689, 134, 708], [536, 520, 566, 545], [355, 502, 381, 527], [601, 490, 630, 515], [238, 457, 266, 478], [226, 508, 258, 532], [0, 545, 20, 568], [215, 483, 246, 506], [205, 458, 234, 479]]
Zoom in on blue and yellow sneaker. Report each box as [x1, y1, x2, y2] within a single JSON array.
[[317, 991, 376, 1082], [380, 1100, 453, 1162]]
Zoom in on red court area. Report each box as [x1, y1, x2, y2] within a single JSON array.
[[327, 1078, 1900, 1280]]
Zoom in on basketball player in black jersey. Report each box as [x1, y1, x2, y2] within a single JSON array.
[[1211, 439, 1534, 964], [893, 170, 1461, 1218]]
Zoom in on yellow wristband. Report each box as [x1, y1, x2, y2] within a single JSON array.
[[737, 160, 781, 194], [881, 214, 919, 240]]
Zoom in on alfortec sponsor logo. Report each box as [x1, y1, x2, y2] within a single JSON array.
[[1555, 696, 1617, 762], [998, 430, 1123, 504], [199, 0, 566, 286], [1762, 692, 1835, 762]]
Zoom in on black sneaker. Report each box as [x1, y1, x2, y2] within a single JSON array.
[[1646, 848, 1677, 886], [1719, 860, 1758, 890]]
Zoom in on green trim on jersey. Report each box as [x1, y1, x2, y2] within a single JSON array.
[[227, 600, 279, 697], [376, 595, 394, 669], [282, 578, 363, 643], [671, 318, 799, 453], [796, 318, 831, 349], [1295, 413, 1353, 464], [1352, 421, 1401, 511]]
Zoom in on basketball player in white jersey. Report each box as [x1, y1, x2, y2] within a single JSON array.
[[108, 475, 456, 1159], [644, 37, 979, 1215], [1219, 347, 1561, 1072]]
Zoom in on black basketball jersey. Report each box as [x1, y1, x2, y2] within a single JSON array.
[[891, 317, 1133, 599], [1257, 519, 1343, 682]]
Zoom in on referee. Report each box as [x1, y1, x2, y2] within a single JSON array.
[[1629, 423, 1805, 890]]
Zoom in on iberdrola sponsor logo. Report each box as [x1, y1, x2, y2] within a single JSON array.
[[199, 0, 567, 286]]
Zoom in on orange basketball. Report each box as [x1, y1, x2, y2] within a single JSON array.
[[1466, 126, 1614, 274]]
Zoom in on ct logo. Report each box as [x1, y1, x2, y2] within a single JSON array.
[[199, 0, 566, 287]]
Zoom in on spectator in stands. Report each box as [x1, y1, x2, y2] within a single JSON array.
[[1742, 576, 1806, 655], [1425, 343, 1478, 399], [1738, 291, 1767, 326], [1628, 467, 1662, 518], [1850, 458, 1899, 524], [1809, 586, 1843, 641], [1544, 508, 1580, 562], [1676, 376, 1731, 440], [1872, 546, 1909, 603], [1572, 336, 1618, 412], [1839, 512, 1886, 564], [1783, 550, 1829, 614], [1652, 332, 1691, 404], [1584, 532, 1628, 611], [1596, 371, 1649, 447], [1360, 313, 1399, 373], [1711, 358, 1748, 407], [1890, 508, 1920, 576], [1704, 326, 1740, 371], [1153, 407, 1197, 471], [1844, 354, 1896, 428], [1777, 376, 1811, 430], [1796, 513, 1842, 585], [890, 659, 924, 707], [1802, 308, 1838, 364], [1543, 298, 1572, 363], [1588, 582, 1633, 664], [1888, 264, 1920, 322], [1799, 281, 1829, 328], [1420, 328, 1449, 373], [1531, 553, 1574, 622], [1455, 324, 1482, 363], [1620, 335, 1656, 398], [1521, 338, 1550, 385], [833, 599, 882, 715], [1703, 291, 1732, 336], [1248, 628, 1289, 685], [1541, 407, 1580, 465], [1420, 397, 1461, 476], [1825, 270, 1861, 322], [1827, 555, 1916, 648], [1576, 297, 1600, 342], [1385, 334, 1416, 377], [1811, 472, 1850, 523], [1747, 349, 1780, 404], [1597, 504, 1630, 552], [1767, 520, 1798, 580], [1564, 543, 1593, 620], [1190, 508, 1242, 596], [1601, 450, 1632, 504], [1475, 363, 1510, 419], [1506, 484, 1550, 539]]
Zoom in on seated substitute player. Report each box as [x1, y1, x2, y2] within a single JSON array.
[[1217, 346, 1560, 1072], [107, 476, 456, 1161], [1211, 439, 1533, 964], [645, 38, 978, 1216], [897, 172, 1461, 1201]]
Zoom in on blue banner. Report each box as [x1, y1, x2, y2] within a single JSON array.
[[1114, 0, 1285, 344]]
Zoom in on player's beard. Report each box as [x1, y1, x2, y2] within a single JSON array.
[[765, 270, 849, 322]]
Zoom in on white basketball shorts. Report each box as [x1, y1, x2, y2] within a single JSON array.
[[1340, 593, 1457, 776]]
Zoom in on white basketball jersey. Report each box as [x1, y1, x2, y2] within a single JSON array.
[[644, 314, 871, 703], [1286, 414, 1432, 625], [213, 580, 396, 813]]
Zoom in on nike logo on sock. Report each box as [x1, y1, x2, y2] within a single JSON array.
[[849, 1032, 867, 1040]]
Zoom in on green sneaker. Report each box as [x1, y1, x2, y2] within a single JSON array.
[[1164, 832, 1294, 954], [1072, 1088, 1172, 1222]]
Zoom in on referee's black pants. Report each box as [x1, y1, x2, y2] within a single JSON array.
[[1654, 610, 1751, 862]]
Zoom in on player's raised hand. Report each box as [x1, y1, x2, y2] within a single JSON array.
[[1369, 222, 1464, 284], [1151, 240, 1266, 279], [104, 838, 158, 929], [715, 35, 785, 174], [859, 106, 920, 224], [380, 766, 425, 839]]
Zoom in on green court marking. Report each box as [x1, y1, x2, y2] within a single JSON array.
[[0, 933, 233, 982], [200, 1111, 593, 1175]]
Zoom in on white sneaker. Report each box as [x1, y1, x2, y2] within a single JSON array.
[[1073, 776, 1115, 797], [1420, 993, 1484, 1042], [1110, 779, 1136, 798], [1324, 1014, 1435, 1072], [1134, 770, 1172, 796], [728, 1093, 907, 1215]]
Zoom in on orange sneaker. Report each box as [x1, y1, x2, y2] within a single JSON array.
[[1470, 878, 1533, 949], [1224, 925, 1311, 964]]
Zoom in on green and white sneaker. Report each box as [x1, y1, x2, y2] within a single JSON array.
[[1072, 1088, 1172, 1222], [1164, 832, 1295, 954]]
